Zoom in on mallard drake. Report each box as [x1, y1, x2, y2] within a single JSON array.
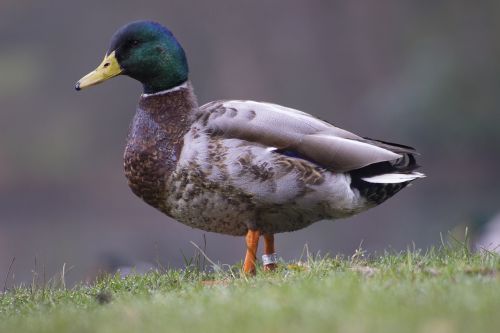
[[76, 21, 424, 274]]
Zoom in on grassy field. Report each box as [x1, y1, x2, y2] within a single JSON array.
[[0, 244, 498, 333]]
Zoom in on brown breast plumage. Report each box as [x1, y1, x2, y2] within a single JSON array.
[[123, 85, 196, 212]]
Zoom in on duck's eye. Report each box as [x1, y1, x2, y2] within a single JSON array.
[[130, 40, 140, 47]]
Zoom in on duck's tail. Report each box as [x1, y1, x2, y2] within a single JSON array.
[[349, 139, 425, 205]]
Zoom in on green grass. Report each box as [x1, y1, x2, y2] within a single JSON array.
[[1, 244, 499, 333]]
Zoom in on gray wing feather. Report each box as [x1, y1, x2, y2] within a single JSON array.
[[295, 134, 401, 172], [199, 100, 403, 172]]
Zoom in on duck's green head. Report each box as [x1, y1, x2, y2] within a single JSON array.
[[76, 21, 188, 94]]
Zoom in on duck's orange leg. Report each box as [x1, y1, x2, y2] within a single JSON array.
[[243, 229, 260, 275], [263, 233, 278, 271]]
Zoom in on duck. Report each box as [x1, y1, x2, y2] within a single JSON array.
[[76, 20, 424, 275]]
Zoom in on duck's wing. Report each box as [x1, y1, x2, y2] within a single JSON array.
[[198, 100, 414, 172]]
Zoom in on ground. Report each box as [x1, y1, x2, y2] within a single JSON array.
[[0, 244, 498, 333]]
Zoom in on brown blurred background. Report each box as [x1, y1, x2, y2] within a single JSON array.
[[1, 1, 499, 285]]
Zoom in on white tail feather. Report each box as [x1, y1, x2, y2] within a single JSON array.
[[361, 172, 425, 184]]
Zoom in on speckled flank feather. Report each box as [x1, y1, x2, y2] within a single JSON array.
[[123, 82, 423, 236]]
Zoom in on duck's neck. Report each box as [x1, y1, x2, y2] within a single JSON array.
[[124, 81, 198, 209], [136, 80, 197, 146], [138, 80, 197, 118], [140, 81, 192, 99]]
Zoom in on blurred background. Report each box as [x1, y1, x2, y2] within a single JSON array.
[[1, 1, 499, 285]]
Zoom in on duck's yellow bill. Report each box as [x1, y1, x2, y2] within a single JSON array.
[[75, 51, 122, 90]]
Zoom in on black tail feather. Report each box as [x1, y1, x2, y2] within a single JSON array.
[[350, 150, 420, 205]]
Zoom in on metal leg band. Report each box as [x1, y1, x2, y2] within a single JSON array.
[[262, 253, 278, 266]]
